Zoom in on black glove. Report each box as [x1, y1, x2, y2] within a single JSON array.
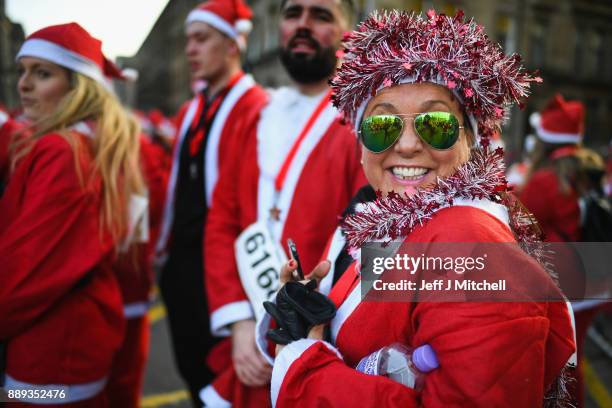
[[264, 280, 337, 345]]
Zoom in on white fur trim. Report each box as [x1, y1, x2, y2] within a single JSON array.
[[205, 74, 255, 207], [255, 292, 276, 365], [571, 299, 608, 312], [535, 124, 581, 144], [271, 339, 342, 407], [119, 194, 149, 253], [0, 111, 8, 126], [17, 39, 106, 85], [330, 281, 361, 343], [121, 68, 138, 81], [199, 384, 232, 408], [155, 96, 200, 255], [257, 89, 336, 243], [319, 228, 346, 296], [529, 112, 541, 128], [123, 301, 150, 319], [4, 375, 107, 404], [235, 19, 252, 34], [452, 197, 510, 228], [565, 301, 577, 366], [69, 121, 94, 138], [210, 300, 254, 337], [186, 9, 239, 39]]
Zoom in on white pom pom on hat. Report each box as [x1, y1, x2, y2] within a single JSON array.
[[235, 19, 252, 34]]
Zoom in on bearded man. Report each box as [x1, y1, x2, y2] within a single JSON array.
[[200, 0, 367, 406]]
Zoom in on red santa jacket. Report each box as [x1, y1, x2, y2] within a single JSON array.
[[204, 87, 367, 336], [0, 116, 28, 183], [260, 202, 575, 407], [156, 73, 268, 256], [0, 130, 125, 402], [111, 135, 168, 318], [520, 168, 581, 242]]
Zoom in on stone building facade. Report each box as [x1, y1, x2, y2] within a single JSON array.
[[125, 0, 611, 154], [0, 0, 25, 110], [118, 0, 199, 115], [245, 0, 612, 155]]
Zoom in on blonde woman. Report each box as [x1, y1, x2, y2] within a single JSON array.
[[0, 23, 144, 407]]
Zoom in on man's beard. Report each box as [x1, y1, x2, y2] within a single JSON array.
[[280, 33, 338, 84]]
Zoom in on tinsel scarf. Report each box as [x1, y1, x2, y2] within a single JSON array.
[[341, 148, 549, 270]]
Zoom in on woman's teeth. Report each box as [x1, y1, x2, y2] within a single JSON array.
[[392, 166, 428, 180]]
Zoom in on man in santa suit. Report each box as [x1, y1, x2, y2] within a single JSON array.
[[201, 0, 366, 406], [154, 0, 267, 405]]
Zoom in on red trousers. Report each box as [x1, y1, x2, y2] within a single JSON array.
[[106, 316, 150, 408]]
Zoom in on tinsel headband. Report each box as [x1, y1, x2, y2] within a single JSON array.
[[330, 9, 542, 144]]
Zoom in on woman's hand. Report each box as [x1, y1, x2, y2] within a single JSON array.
[[275, 259, 331, 355], [279, 258, 331, 286], [231, 319, 272, 386]]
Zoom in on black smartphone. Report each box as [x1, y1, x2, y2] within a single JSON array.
[[287, 238, 305, 280]]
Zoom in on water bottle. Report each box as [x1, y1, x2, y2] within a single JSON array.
[[355, 343, 439, 391]]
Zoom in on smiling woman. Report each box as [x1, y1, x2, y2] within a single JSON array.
[[258, 10, 577, 408]]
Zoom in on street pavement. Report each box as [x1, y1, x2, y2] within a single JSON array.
[[142, 295, 612, 407], [141, 299, 191, 408]]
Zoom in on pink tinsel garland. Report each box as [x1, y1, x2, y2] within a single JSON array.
[[330, 10, 542, 136], [341, 148, 556, 282]]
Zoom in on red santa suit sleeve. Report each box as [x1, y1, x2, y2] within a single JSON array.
[[271, 206, 575, 407], [204, 110, 263, 334], [0, 133, 117, 338], [0, 132, 125, 398], [272, 339, 419, 407]]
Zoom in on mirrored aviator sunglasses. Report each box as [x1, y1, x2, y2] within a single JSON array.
[[359, 112, 463, 153]]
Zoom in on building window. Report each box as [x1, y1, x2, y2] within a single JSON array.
[[529, 23, 546, 69], [578, 30, 602, 79]]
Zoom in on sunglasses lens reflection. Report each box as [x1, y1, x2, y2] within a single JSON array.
[[360, 115, 403, 153]]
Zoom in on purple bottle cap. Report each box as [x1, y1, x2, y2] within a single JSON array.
[[412, 344, 439, 372]]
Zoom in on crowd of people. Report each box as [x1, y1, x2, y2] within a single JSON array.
[[0, 0, 610, 407]]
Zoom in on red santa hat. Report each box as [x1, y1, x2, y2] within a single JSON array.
[[186, 0, 253, 49], [532, 94, 584, 145], [16, 22, 124, 85]]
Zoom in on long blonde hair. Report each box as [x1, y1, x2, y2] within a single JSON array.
[[11, 73, 145, 243]]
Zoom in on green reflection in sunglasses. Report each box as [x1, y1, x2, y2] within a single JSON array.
[[359, 112, 463, 153]]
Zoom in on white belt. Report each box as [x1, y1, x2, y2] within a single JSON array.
[[123, 301, 151, 319], [4, 374, 107, 404]]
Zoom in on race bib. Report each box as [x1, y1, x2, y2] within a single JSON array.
[[235, 221, 287, 321]]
